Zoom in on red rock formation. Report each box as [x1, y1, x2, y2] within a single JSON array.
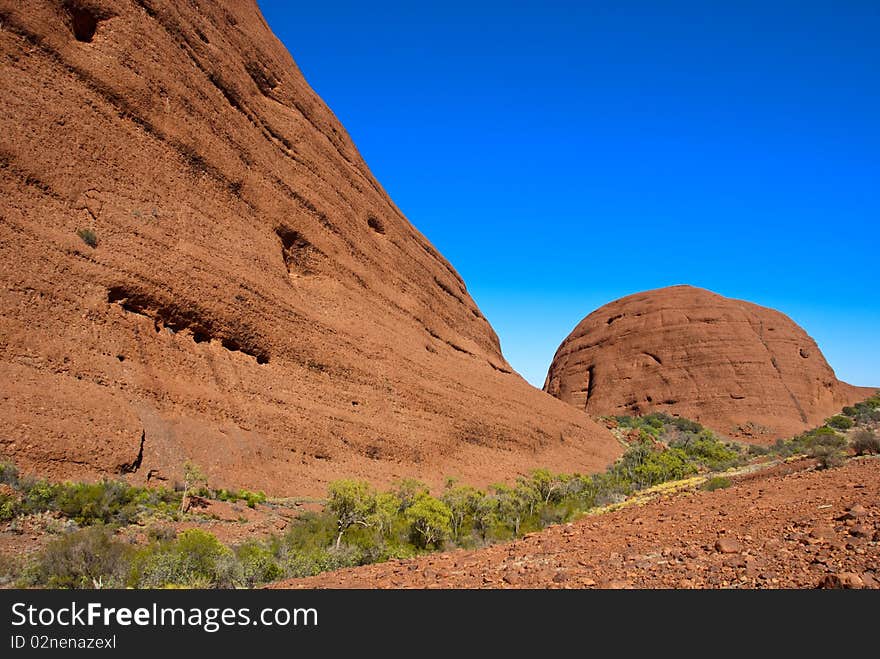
[[544, 286, 874, 441], [0, 0, 621, 495]]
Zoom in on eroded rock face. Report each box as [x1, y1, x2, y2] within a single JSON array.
[[544, 286, 874, 441], [0, 0, 620, 494]]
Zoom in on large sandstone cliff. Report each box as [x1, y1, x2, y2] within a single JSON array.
[[544, 285, 874, 441], [0, 0, 621, 494]]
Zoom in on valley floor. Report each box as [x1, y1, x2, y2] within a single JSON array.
[[270, 457, 879, 589]]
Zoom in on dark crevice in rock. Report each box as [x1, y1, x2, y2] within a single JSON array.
[[67, 5, 98, 43], [643, 351, 663, 365], [107, 286, 269, 365], [487, 360, 512, 374], [367, 216, 386, 235], [118, 430, 145, 474], [434, 276, 466, 306], [446, 341, 473, 355], [584, 365, 596, 408], [245, 60, 279, 97], [606, 313, 624, 325], [275, 226, 323, 276]]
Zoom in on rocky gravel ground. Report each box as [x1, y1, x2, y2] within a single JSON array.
[[273, 457, 879, 589]]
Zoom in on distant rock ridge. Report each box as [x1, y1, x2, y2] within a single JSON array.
[[544, 285, 875, 441]]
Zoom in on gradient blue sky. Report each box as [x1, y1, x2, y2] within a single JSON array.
[[258, 0, 879, 388]]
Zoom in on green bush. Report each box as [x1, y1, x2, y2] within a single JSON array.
[[235, 540, 283, 587], [213, 488, 267, 508], [133, 529, 235, 588], [702, 476, 732, 491], [76, 228, 98, 248], [827, 415, 854, 430], [0, 496, 16, 521], [281, 546, 363, 579], [25, 526, 132, 589], [811, 445, 845, 470], [0, 470, 180, 526], [841, 396, 880, 424], [851, 429, 880, 456], [611, 442, 697, 489], [0, 462, 20, 488], [670, 431, 742, 470]]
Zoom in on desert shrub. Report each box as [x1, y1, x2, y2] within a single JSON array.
[[771, 425, 844, 458], [0, 552, 21, 587], [670, 431, 743, 470], [3, 472, 179, 525], [799, 429, 847, 469], [281, 545, 363, 579], [591, 470, 632, 506], [843, 396, 880, 424], [827, 415, 854, 430], [146, 525, 177, 543], [702, 476, 732, 491], [51, 480, 178, 525], [76, 228, 98, 248], [0, 492, 17, 521], [667, 416, 704, 433], [0, 462, 20, 488], [615, 412, 704, 436], [18, 479, 58, 514], [283, 511, 337, 552], [213, 488, 267, 508], [133, 529, 235, 588], [610, 441, 697, 489], [811, 445, 845, 470], [235, 540, 283, 587], [25, 526, 132, 589], [52, 481, 139, 525], [851, 429, 880, 456]]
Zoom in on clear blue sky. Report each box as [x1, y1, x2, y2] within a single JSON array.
[[258, 0, 879, 388]]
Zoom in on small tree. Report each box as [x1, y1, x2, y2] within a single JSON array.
[[393, 479, 428, 513], [327, 480, 376, 549], [530, 469, 566, 504], [827, 415, 854, 430], [370, 491, 402, 540], [441, 480, 483, 542], [405, 493, 452, 549], [472, 492, 499, 541], [180, 461, 207, 513], [492, 482, 537, 536]]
